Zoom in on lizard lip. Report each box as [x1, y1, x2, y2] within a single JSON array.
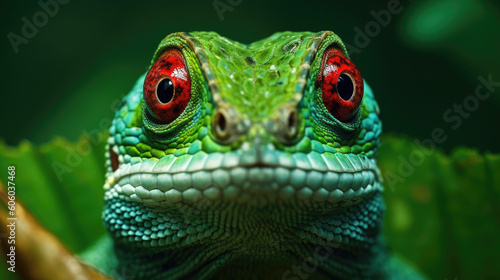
[[104, 153, 382, 208]]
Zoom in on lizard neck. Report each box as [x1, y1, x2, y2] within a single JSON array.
[[105, 192, 388, 279]]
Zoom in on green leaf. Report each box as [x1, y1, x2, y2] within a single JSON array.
[[380, 134, 500, 279], [0, 136, 106, 252]]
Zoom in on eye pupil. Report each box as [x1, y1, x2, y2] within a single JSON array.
[[337, 73, 354, 101], [157, 78, 174, 103]]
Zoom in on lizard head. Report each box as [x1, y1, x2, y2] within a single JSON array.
[[103, 31, 384, 279]]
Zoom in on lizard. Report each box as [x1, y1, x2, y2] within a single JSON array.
[[84, 31, 425, 279]]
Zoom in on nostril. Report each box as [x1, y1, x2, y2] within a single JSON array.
[[109, 145, 119, 171], [213, 109, 229, 140], [284, 107, 298, 139], [287, 110, 297, 130], [216, 111, 226, 132], [211, 105, 248, 144]]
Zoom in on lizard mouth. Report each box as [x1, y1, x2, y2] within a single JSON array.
[[104, 148, 382, 208]]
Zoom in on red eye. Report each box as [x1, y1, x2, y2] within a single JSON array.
[[320, 47, 363, 122], [143, 48, 191, 124]]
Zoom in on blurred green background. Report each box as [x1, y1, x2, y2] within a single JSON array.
[[1, 0, 500, 152], [1, 0, 500, 279]]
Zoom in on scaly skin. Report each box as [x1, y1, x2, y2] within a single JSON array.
[[97, 31, 420, 279]]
